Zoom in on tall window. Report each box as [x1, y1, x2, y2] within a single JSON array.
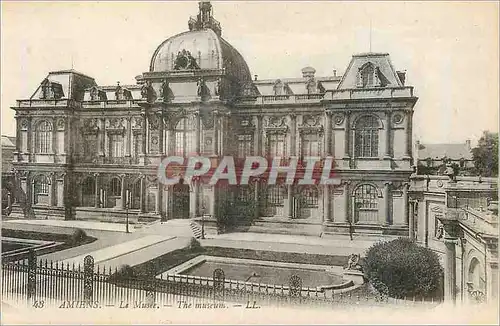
[[354, 116, 379, 158], [266, 185, 285, 206], [175, 117, 196, 156], [353, 184, 379, 223], [268, 133, 286, 157], [34, 175, 49, 205], [237, 134, 253, 158], [83, 134, 98, 159], [237, 186, 253, 203], [301, 134, 320, 157], [109, 134, 124, 157], [110, 178, 121, 197], [35, 120, 53, 153], [300, 186, 319, 208], [82, 177, 95, 195]]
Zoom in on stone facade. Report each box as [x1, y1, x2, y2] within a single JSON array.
[[10, 1, 417, 236], [409, 175, 498, 304]]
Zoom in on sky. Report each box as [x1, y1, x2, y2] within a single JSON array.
[[1, 1, 498, 146]]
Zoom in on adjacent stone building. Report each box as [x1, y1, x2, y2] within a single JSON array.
[[10, 1, 417, 236], [409, 174, 498, 304]]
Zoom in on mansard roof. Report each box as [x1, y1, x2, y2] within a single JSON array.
[[418, 143, 473, 160], [337, 52, 404, 89]]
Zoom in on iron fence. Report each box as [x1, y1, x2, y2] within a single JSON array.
[[2, 250, 440, 310]]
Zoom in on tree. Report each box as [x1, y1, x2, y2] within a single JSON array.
[[472, 131, 498, 177], [363, 238, 444, 300]]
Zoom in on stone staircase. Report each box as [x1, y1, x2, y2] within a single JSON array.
[[189, 221, 203, 239]]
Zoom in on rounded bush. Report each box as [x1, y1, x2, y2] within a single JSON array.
[[114, 264, 137, 279], [69, 228, 87, 245], [363, 238, 444, 299]]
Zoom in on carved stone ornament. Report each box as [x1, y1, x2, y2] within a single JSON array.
[[57, 118, 65, 131], [174, 49, 200, 70], [392, 113, 404, 125], [82, 118, 99, 134], [20, 119, 29, 130], [268, 116, 286, 127], [148, 114, 160, 130], [334, 114, 345, 126], [132, 117, 143, 129], [302, 115, 321, 127], [106, 118, 124, 129]]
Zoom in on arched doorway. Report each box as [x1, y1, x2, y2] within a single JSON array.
[[467, 257, 486, 303], [172, 178, 190, 219]]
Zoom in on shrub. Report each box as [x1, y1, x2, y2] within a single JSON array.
[[363, 237, 444, 299], [189, 237, 202, 251], [112, 264, 137, 280], [68, 228, 87, 245]]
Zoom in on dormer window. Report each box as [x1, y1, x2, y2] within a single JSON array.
[[39, 79, 64, 100], [273, 79, 292, 96], [273, 79, 285, 95], [356, 62, 385, 88]]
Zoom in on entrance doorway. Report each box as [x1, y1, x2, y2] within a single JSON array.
[[172, 179, 190, 219]]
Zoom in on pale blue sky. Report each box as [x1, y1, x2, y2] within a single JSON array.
[[1, 1, 498, 145]]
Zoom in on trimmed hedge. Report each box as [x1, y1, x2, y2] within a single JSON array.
[[363, 238, 444, 300]]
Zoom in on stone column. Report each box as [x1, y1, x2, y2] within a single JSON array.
[[384, 111, 392, 158], [94, 173, 100, 208], [168, 129, 174, 156], [384, 182, 392, 225], [254, 116, 263, 156], [404, 111, 413, 158], [290, 114, 297, 157], [444, 238, 458, 303], [403, 183, 409, 225], [343, 182, 350, 223], [158, 113, 164, 156], [195, 113, 201, 155], [125, 117, 132, 157], [213, 111, 219, 155], [98, 118, 105, 156], [409, 200, 415, 240], [439, 216, 460, 303], [344, 111, 351, 158], [49, 172, 55, 206], [27, 117, 33, 162], [323, 185, 331, 223], [219, 114, 225, 155], [139, 175, 145, 213], [287, 185, 293, 218], [52, 117, 57, 155], [121, 175, 127, 209], [156, 180, 164, 220], [253, 179, 260, 219], [141, 114, 147, 155], [325, 112, 332, 156]]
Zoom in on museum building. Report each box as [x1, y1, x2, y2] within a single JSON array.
[[10, 1, 418, 236]]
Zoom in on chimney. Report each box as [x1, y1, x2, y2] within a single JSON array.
[[301, 66, 316, 79], [397, 71, 406, 86], [333, 69, 337, 77], [466, 139, 471, 150], [254, 75, 258, 81]]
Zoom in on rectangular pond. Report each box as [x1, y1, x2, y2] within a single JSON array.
[[158, 255, 346, 288]]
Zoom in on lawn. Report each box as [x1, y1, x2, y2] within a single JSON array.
[[1, 228, 97, 261]]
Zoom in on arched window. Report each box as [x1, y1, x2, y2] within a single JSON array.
[[175, 117, 196, 156], [110, 178, 121, 197], [33, 175, 50, 205], [353, 184, 379, 223], [354, 116, 379, 158], [35, 120, 53, 154], [361, 63, 375, 87]]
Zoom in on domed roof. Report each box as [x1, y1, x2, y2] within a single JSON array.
[[149, 1, 252, 85]]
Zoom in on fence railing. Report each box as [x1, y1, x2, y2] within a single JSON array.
[[2, 250, 440, 309]]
